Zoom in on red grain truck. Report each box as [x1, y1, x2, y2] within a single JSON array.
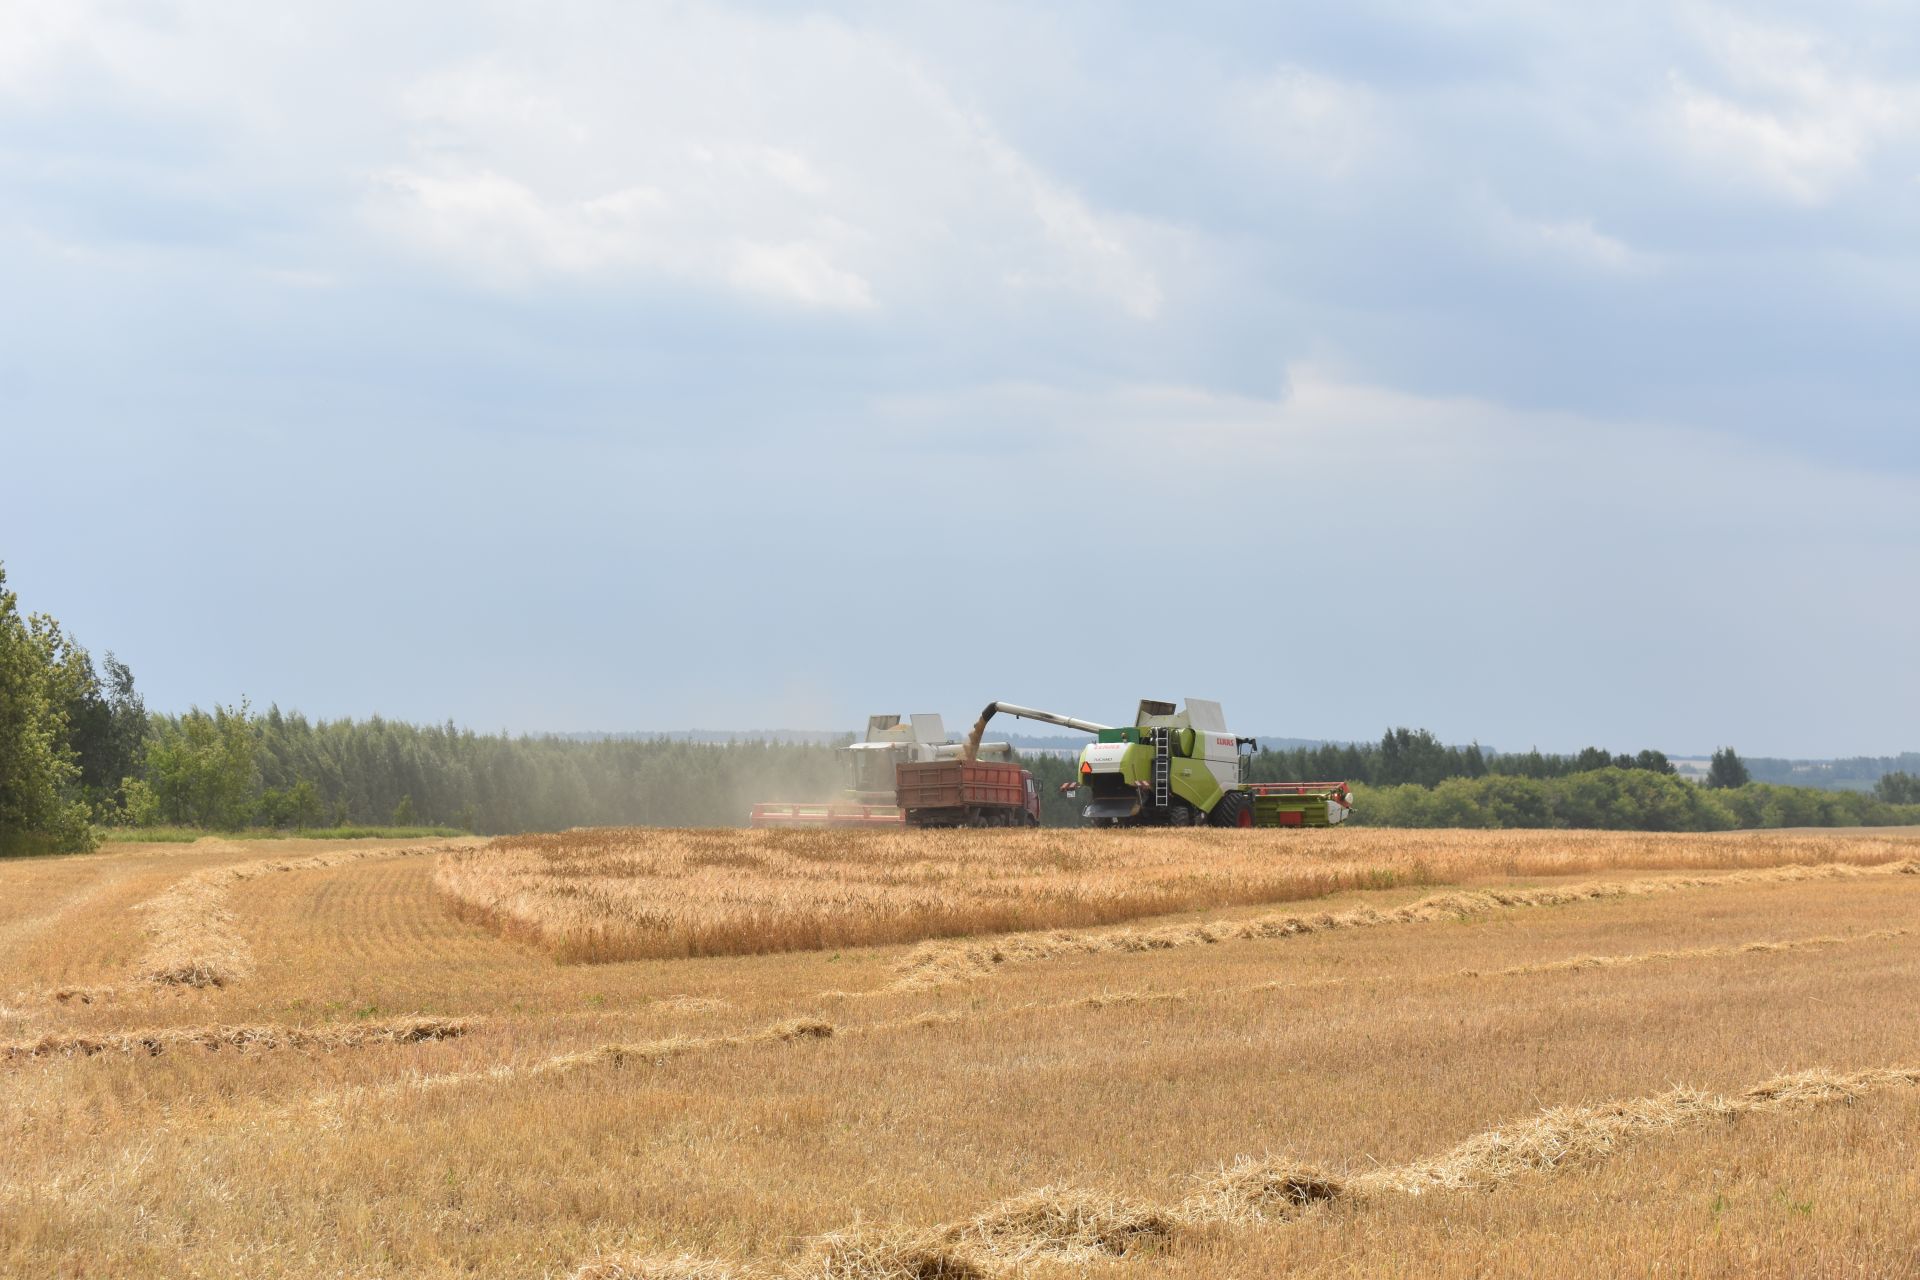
[[894, 760, 1042, 827]]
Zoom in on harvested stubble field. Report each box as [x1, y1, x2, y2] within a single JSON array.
[[3, 825, 1919, 1279]]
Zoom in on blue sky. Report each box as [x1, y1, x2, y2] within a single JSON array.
[[2, 0, 1916, 755]]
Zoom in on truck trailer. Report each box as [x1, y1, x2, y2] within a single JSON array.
[[894, 759, 1042, 827]]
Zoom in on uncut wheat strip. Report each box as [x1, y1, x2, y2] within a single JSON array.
[[3, 1015, 474, 1063], [888, 858, 1920, 990], [568, 1062, 1920, 1280], [444, 828, 1920, 969]]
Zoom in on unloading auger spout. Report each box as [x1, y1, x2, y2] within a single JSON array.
[[963, 702, 1114, 762]]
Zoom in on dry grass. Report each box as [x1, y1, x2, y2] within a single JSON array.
[[571, 1254, 752, 1280], [1483, 925, 1912, 976], [436, 826, 1917, 963], [4, 827, 1919, 1279]]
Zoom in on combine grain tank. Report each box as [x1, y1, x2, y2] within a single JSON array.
[[965, 698, 1352, 828], [895, 760, 1041, 827]]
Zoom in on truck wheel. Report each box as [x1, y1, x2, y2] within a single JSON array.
[[1210, 792, 1253, 828]]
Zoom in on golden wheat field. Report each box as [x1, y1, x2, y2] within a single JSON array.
[[4, 826, 1919, 1279]]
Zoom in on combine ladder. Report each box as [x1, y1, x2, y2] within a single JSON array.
[[1151, 727, 1170, 810]]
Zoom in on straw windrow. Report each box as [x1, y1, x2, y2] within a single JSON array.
[[562, 1061, 1920, 1279], [4, 1015, 473, 1063]]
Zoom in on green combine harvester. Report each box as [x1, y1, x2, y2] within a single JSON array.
[[964, 699, 1353, 828]]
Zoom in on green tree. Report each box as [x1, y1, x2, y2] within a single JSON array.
[[0, 566, 95, 854], [286, 779, 324, 829], [1874, 771, 1920, 805], [1705, 747, 1750, 790], [1633, 748, 1677, 776], [145, 702, 258, 828]]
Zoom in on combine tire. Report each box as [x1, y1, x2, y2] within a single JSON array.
[[1210, 792, 1253, 828]]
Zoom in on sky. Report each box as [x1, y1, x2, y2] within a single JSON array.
[[2, 0, 1916, 756]]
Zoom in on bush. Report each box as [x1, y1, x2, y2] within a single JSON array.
[[1348, 768, 1920, 831]]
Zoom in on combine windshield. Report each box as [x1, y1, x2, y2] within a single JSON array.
[[847, 747, 899, 795]]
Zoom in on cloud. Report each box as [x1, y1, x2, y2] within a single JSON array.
[[2, 0, 1917, 750], [1227, 65, 1387, 183], [1484, 202, 1655, 274], [727, 241, 876, 311], [355, 9, 1165, 315], [1669, 10, 1920, 203]]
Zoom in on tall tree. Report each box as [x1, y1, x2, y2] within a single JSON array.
[[145, 702, 258, 828], [1705, 746, 1751, 790], [0, 565, 95, 854], [60, 649, 147, 817], [1874, 771, 1920, 805]]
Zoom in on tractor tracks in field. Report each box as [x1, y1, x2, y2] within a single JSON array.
[[568, 1062, 1920, 1280]]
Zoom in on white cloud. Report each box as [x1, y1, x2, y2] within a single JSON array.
[[1482, 200, 1655, 274], [0, 2, 1168, 317], [727, 241, 875, 311], [355, 9, 1166, 315], [1670, 10, 1920, 203]]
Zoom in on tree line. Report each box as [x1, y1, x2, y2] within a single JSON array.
[[141, 704, 847, 835], [1246, 726, 1692, 788], [1349, 769, 1920, 832], [4, 561, 1917, 853]]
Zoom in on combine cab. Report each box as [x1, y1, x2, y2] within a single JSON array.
[[749, 714, 1015, 829]]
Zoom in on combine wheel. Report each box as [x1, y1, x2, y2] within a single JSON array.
[[1210, 792, 1254, 828]]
